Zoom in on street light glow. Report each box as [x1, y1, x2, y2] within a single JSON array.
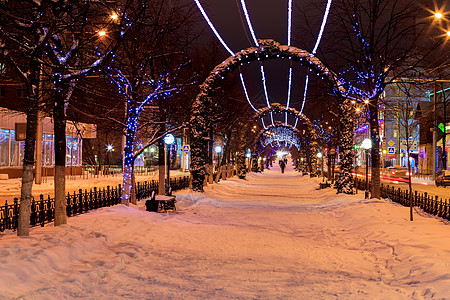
[[361, 138, 372, 150], [435, 12, 443, 19], [214, 145, 222, 153], [110, 12, 118, 20], [98, 30, 106, 37]]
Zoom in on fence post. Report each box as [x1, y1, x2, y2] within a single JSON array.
[[39, 195, 45, 227], [107, 186, 111, 206], [13, 198, 19, 230]]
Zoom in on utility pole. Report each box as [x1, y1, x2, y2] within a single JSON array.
[[433, 81, 437, 180]]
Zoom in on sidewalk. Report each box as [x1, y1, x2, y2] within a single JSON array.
[[0, 170, 190, 205]]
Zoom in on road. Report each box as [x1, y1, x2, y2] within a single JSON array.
[[353, 172, 450, 200]]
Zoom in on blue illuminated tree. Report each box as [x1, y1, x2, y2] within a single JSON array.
[[104, 0, 196, 204], [328, 0, 437, 198], [0, 0, 122, 234]]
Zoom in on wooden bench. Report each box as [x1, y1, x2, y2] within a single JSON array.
[[145, 191, 176, 213], [319, 182, 331, 189]]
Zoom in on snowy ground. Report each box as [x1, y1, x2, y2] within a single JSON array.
[[0, 170, 189, 206], [1, 163, 450, 299]]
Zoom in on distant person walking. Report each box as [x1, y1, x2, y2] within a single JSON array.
[[279, 159, 286, 174]]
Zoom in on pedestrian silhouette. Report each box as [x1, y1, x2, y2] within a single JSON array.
[[279, 159, 286, 173]]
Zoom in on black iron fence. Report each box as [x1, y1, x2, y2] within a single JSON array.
[[0, 176, 190, 232], [354, 178, 450, 221]]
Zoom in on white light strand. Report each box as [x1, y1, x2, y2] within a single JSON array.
[[239, 73, 258, 112], [287, 0, 293, 46], [240, 0, 259, 46], [300, 0, 332, 114], [285, 0, 293, 125], [294, 117, 298, 128], [270, 111, 275, 125], [300, 74, 309, 113], [261, 118, 267, 129], [193, 0, 260, 113], [286, 66, 292, 109], [311, 0, 332, 55], [239, 0, 272, 126], [260, 65, 271, 108], [193, 0, 235, 57]]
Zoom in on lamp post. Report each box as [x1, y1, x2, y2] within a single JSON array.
[[107, 144, 114, 175], [246, 150, 251, 172], [361, 138, 372, 199], [163, 134, 175, 194], [329, 148, 337, 183], [214, 145, 222, 168], [317, 152, 324, 181]]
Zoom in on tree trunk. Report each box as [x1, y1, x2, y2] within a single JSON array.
[[53, 91, 67, 226], [17, 105, 37, 236], [208, 126, 213, 184], [251, 152, 258, 172], [158, 133, 166, 195], [335, 99, 355, 194], [158, 101, 166, 195], [130, 164, 137, 204], [369, 100, 381, 199], [122, 108, 137, 205], [17, 66, 40, 236], [309, 140, 318, 177]]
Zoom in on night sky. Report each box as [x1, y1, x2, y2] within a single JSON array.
[[187, 0, 329, 122], [187, 0, 448, 123]]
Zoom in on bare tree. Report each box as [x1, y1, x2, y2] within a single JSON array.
[[386, 81, 422, 220], [101, 0, 197, 204], [326, 0, 438, 198], [1, 0, 123, 233]]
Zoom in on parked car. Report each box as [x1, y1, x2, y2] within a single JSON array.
[[435, 170, 450, 187], [386, 166, 410, 179]]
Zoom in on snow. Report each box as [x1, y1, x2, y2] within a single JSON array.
[[1, 162, 450, 299], [0, 171, 189, 206]]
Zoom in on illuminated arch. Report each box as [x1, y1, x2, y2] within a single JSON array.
[[190, 40, 344, 192]]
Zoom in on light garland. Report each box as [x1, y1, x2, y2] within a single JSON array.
[[261, 118, 267, 129], [240, 0, 259, 46], [287, 0, 293, 46], [260, 65, 271, 108], [239, 72, 258, 112], [193, 0, 234, 56], [300, 0, 333, 114], [239, 0, 273, 127], [193, 0, 260, 114]]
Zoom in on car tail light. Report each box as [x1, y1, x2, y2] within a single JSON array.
[[406, 172, 410, 176], [391, 171, 395, 175]]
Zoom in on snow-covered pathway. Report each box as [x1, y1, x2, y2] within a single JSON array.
[[1, 163, 450, 299]]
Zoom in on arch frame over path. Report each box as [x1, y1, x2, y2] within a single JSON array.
[[255, 122, 301, 149], [190, 39, 349, 192]]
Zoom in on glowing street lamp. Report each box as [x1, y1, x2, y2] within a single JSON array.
[[164, 134, 175, 194], [317, 152, 324, 179], [98, 30, 106, 37], [435, 12, 443, 19], [215, 145, 222, 167]]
